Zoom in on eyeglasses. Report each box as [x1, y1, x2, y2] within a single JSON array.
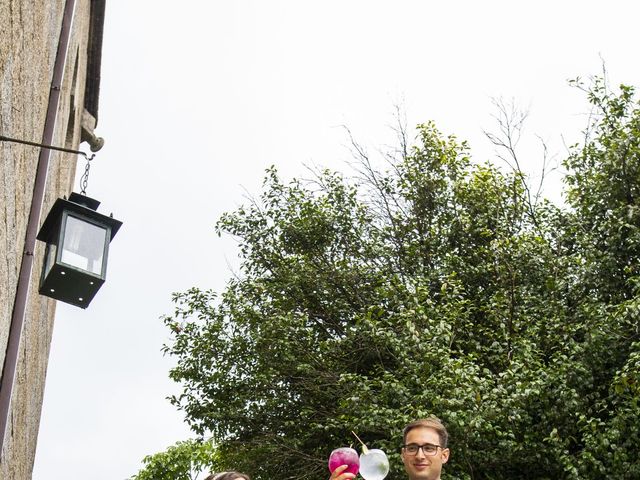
[[402, 443, 442, 456]]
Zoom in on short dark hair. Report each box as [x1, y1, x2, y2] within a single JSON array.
[[402, 416, 449, 448], [205, 472, 250, 480]]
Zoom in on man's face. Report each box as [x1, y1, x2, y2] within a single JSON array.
[[401, 426, 450, 480]]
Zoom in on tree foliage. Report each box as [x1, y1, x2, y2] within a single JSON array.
[[129, 438, 219, 480], [159, 80, 640, 480]]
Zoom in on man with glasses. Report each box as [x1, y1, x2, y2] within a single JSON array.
[[400, 417, 450, 480], [330, 416, 450, 480]]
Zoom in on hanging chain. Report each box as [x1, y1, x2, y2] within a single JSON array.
[[79, 154, 93, 195]]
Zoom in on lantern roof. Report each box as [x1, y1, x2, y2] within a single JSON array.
[[37, 192, 122, 243]]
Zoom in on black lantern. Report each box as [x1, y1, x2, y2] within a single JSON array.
[[36, 192, 122, 308]]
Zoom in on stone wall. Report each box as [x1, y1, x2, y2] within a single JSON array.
[[0, 1, 95, 477]]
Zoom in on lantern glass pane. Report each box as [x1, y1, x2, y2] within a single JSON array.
[[60, 215, 108, 274], [44, 242, 57, 277]]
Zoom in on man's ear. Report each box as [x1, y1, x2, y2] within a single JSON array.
[[441, 448, 450, 464]]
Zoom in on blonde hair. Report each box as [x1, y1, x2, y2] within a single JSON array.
[[402, 416, 449, 448]]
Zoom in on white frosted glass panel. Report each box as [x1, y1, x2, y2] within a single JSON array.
[[60, 215, 107, 274]]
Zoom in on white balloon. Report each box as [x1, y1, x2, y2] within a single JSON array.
[[359, 449, 389, 480]]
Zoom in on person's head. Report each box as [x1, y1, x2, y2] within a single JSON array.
[[400, 417, 450, 480], [204, 472, 250, 480]]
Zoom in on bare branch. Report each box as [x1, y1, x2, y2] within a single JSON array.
[[483, 97, 546, 230]]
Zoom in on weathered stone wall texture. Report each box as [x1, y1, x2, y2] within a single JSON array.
[[1, 1, 93, 477]]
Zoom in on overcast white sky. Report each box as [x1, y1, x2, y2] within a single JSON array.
[[31, 1, 640, 479]]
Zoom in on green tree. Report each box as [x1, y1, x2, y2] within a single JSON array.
[[158, 80, 640, 480], [129, 439, 219, 480], [543, 76, 640, 479]]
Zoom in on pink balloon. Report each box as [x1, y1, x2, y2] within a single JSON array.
[[329, 447, 360, 475]]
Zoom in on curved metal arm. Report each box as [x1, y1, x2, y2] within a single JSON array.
[[0, 134, 95, 160]]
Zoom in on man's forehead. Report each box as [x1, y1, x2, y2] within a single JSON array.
[[405, 425, 440, 442]]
